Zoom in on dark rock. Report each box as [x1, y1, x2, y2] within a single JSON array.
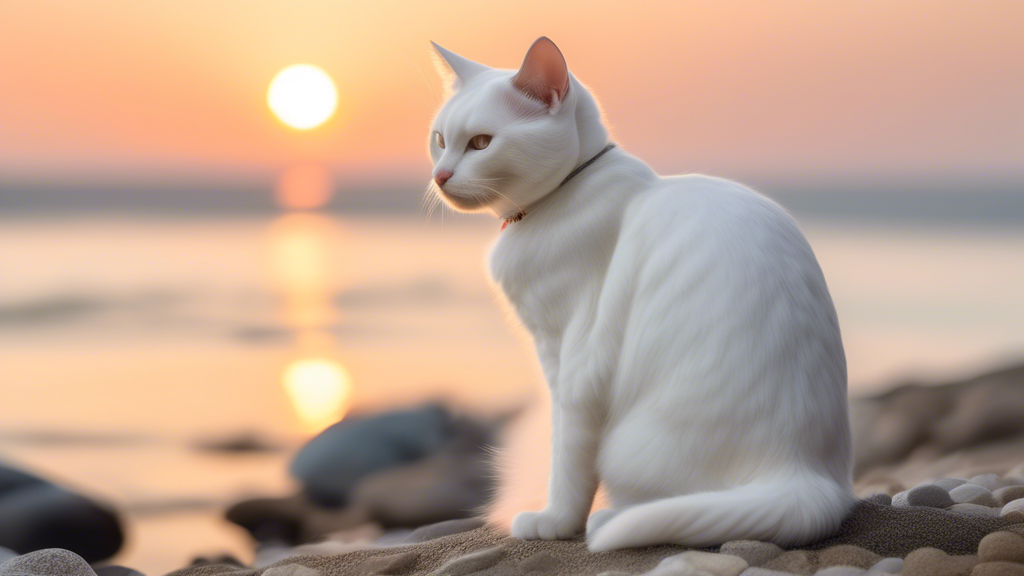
[[0, 467, 123, 563], [906, 484, 954, 508], [193, 434, 282, 454], [290, 405, 455, 505], [225, 494, 370, 545], [189, 555, 244, 568], [93, 566, 146, 576]]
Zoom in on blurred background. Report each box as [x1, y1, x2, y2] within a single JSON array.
[[1, 1, 1022, 574]]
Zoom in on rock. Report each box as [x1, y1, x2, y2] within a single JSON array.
[[739, 569, 798, 576], [349, 435, 492, 528], [0, 548, 97, 576], [263, 565, 319, 576], [1002, 498, 1024, 516], [645, 551, 748, 576], [863, 494, 891, 506], [934, 478, 969, 491], [891, 491, 910, 507], [818, 546, 880, 569], [970, 475, 1007, 491], [865, 557, 903, 574], [93, 567, 146, 576], [428, 545, 504, 576], [519, 551, 559, 573], [193, 434, 283, 454], [404, 518, 485, 544], [719, 541, 783, 567], [225, 494, 370, 544], [290, 405, 455, 505], [952, 485, 999, 507], [762, 550, 816, 574], [971, 563, 1024, 576], [907, 485, 955, 508], [993, 486, 1024, 506], [814, 568, 865, 576], [0, 479, 123, 563], [0, 549, 16, 565], [949, 503, 1002, 517], [977, 531, 1024, 563], [902, 548, 978, 576]]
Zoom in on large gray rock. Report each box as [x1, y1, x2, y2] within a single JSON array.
[[0, 548, 96, 576], [290, 405, 455, 505]]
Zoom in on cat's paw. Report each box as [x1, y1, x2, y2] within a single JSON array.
[[586, 508, 619, 537], [511, 509, 584, 540]]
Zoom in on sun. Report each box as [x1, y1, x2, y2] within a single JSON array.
[[267, 64, 338, 130]]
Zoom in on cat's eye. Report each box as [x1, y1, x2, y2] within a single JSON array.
[[435, 132, 445, 149], [468, 134, 491, 150]]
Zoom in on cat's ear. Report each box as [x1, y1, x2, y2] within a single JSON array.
[[512, 37, 569, 113], [431, 42, 490, 92]]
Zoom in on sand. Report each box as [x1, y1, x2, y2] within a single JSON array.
[[165, 501, 1024, 576]]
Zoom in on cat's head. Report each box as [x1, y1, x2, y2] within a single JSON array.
[[427, 37, 605, 219]]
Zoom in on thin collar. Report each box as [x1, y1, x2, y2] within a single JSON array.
[[501, 142, 617, 231]]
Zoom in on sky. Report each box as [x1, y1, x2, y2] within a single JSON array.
[[1, 1, 1022, 187]]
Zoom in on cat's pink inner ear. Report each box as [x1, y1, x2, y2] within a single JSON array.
[[512, 37, 569, 108]]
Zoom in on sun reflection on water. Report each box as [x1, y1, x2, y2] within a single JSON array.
[[266, 202, 352, 433]]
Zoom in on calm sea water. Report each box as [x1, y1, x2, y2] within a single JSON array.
[[1, 212, 1021, 572]]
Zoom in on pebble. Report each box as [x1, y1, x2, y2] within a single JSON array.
[[951, 485, 999, 507], [644, 551, 748, 576], [0, 549, 16, 565], [0, 548, 97, 576], [970, 475, 1007, 491], [719, 541, 783, 567], [519, 551, 559, 573], [933, 478, 969, 491], [263, 565, 320, 576], [891, 491, 910, 507], [907, 484, 955, 508], [863, 494, 891, 506], [428, 545, 504, 576], [978, 531, 1024, 563], [993, 486, 1024, 506], [902, 548, 979, 576], [818, 545, 880, 569], [762, 550, 815, 574], [865, 557, 903, 574], [814, 567, 865, 576], [739, 569, 797, 576], [970, 563, 1024, 576], [949, 503, 1003, 517], [1002, 498, 1024, 516]]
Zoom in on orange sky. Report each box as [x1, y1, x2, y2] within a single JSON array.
[[1, 1, 1021, 184]]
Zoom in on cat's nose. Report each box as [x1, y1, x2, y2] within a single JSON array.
[[434, 170, 453, 187]]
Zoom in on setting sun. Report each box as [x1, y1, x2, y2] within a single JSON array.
[[267, 64, 338, 130], [283, 358, 353, 433]]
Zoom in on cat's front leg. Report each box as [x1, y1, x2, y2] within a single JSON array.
[[511, 398, 599, 540]]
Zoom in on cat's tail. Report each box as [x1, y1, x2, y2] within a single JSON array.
[[587, 473, 855, 552]]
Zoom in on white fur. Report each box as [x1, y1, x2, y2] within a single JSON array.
[[428, 39, 856, 551]]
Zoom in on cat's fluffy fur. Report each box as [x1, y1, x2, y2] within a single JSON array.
[[427, 37, 856, 552]]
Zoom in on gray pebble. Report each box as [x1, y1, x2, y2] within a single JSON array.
[[720, 541, 784, 567], [950, 483, 996, 506], [993, 485, 1024, 506], [948, 503, 1002, 517], [969, 474, 1005, 491], [1002, 497, 1024, 516], [906, 484, 954, 508], [0, 549, 17, 565], [890, 491, 909, 507], [865, 557, 903, 574], [863, 494, 891, 506], [931, 478, 967, 491], [815, 567, 866, 576], [740, 569, 798, 576], [0, 549, 96, 576], [429, 545, 504, 576]]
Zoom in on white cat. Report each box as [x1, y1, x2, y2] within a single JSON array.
[[427, 37, 856, 552]]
